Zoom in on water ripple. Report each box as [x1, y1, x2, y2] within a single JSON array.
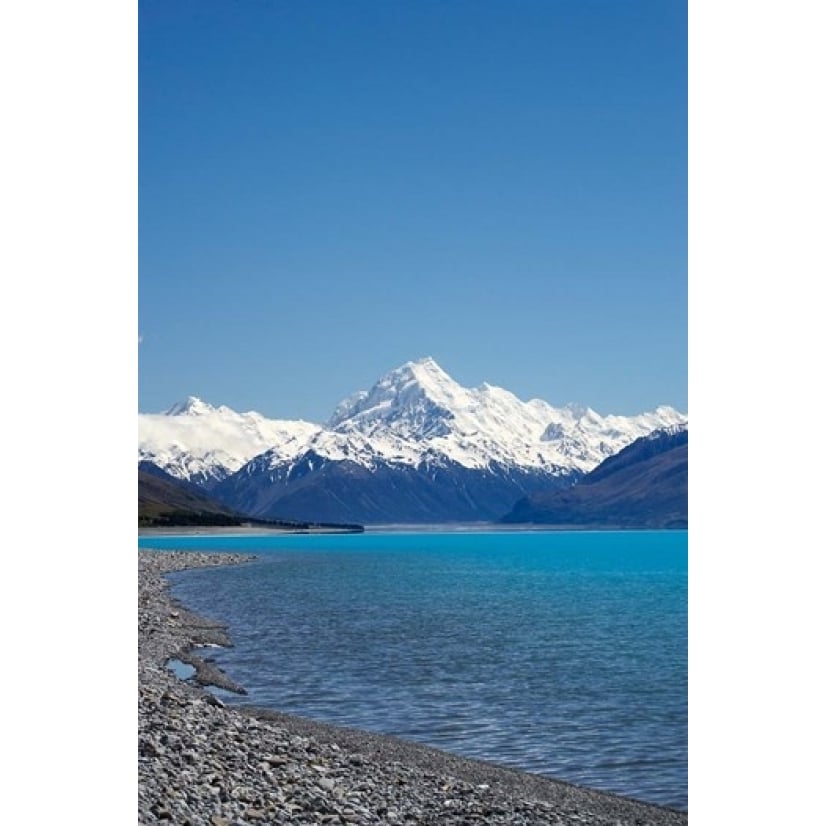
[[166, 531, 687, 809]]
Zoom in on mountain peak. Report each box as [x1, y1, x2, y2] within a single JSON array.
[[393, 356, 450, 382], [163, 396, 214, 416], [408, 355, 442, 370], [374, 357, 467, 407], [326, 357, 464, 436]]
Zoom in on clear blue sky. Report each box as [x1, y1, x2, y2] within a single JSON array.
[[139, 0, 686, 422]]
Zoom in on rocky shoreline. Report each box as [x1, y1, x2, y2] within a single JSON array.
[[139, 551, 688, 825]]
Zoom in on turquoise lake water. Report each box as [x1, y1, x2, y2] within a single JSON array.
[[140, 530, 687, 810]]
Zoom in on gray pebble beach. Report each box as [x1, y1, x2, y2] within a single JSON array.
[[139, 551, 688, 825]]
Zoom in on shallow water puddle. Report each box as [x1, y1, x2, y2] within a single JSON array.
[[166, 658, 196, 680]]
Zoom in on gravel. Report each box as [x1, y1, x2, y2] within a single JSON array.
[[139, 550, 687, 825]]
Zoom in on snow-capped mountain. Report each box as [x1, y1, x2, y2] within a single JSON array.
[[138, 396, 320, 487], [321, 357, 684, 471], [139, 358, 686, 522]]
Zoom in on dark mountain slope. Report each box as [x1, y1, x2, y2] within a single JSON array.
[[501, 428, 687, 529], [138, 464, 243, 526], [212, 452, 579, 525], [138, 461, 364, 531]]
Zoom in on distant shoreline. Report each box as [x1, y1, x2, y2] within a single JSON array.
[[139, 522, 688, 537], [365, 522, 687, 533], [138, 524, 364, 536]]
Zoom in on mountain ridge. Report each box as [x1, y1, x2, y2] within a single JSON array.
[[138, 461, 364, 531], [501, 427, 688, 528], [139, 358, 686, 524]]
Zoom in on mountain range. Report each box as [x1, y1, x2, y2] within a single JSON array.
[[138, 357, 686, 524], [502, 426, 688, 528]]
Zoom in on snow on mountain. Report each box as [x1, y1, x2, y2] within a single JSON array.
[[306, 357, 685, 473], [139, 358, 687, 490], [138, 397, 320, 486]]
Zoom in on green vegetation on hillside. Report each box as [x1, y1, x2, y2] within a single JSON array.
[[138, 468, 363, 531]]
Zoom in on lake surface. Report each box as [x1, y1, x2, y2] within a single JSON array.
[[140, 530, 687, 810]]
